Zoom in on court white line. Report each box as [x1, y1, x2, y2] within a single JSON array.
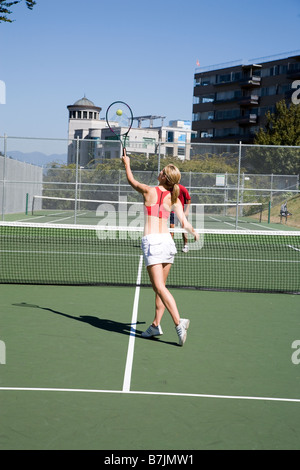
[[1, 386, 300, 404], [287, 245, 300, 252], [122, 254, 143, 392], [16, 212, 70, 222], [250, 222, 275, 230], [1, 250, 298, 264]]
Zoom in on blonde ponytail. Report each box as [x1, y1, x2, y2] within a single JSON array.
[[171, 183, 180, 205], [162, 164, 181, 205]]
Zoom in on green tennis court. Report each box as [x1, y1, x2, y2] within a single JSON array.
[[0, 221, 300, 450], [1, 282, 300, 450]]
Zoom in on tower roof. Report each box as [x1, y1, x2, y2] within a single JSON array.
[[67, 96, 102, 112], [73, 96, 95, 107]]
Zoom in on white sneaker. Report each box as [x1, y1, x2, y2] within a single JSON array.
[[182, 245, 189, 253], [142, 324, 163, 338], [175, 318, 190, 346]]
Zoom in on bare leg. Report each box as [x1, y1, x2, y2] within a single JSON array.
[[152, 263, 172, 326], [147, 263, 180, 327]]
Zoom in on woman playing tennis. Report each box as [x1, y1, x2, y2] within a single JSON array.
[[122, 149, 199, 346]]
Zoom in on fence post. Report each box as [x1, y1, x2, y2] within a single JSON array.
[[158, 138, 161, 174], [74, 136, 80, 224], [235, 141, 242, 229], [270, 173, 274, 202], [25, 192, 29, 215], [1, 134, 7, 221]]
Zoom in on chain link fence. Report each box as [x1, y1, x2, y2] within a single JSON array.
[[1, 135, 299, 228]]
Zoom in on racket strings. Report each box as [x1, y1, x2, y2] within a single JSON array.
[[106, 101, 133, 136]]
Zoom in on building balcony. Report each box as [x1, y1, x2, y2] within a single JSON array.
[[239, 76, 261, 88], [237, 114, 257, 125], [214, 78, 240, 87], [214, 96, 240, 105], [238, 95, 259, 106]]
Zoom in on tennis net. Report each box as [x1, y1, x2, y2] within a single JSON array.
[[1, 221, 299, 293], [31, 195, 263, 226]]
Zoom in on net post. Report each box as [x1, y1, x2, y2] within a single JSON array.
[[268, 200, 271, 224]]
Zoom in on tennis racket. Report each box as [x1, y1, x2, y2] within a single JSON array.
[[106, 101, 133, 154]]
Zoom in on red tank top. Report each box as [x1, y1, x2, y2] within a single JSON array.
[[145, 187, 170, 219]]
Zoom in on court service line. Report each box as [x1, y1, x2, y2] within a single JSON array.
[[1, 387, 300, 404], [17, 212, 69, 222], [122, 254, 144, 392]]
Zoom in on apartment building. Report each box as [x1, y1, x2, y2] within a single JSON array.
[[192, 51, 300, 143]]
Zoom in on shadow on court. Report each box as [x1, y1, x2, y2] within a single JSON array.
[[12, 302, 179, 346]]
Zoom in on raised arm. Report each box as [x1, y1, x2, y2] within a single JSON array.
[[122, 150, 149, 195], [173, 201, 199, 241]]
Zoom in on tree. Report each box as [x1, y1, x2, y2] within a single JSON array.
[[245, 100, 300, 175], [0, 0, 36, 23], [254, 100, 300, 147]]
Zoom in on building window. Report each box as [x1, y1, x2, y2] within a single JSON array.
[[89, 112, 93, 119], [196, 111, 214, 121], [167, 131, 174, 142], [278, 83, 291, 94], [199, 93, 215, 103], [257, 106, 275, 116], [280, 64, 288, 74], [83, 111, 87, 119], [258, 86, 277, 97], [261, 66, 281, 77], [143, 137, 155, 148], [195, 75, 215, 86], [216, 90, 242, 101], [289, 62, 300, 72], [77, 111, 81, 119], [215, 108, 240, 120], [270, 65, 279, 76], [200, 129, 213, 138], [216, 71, 241, 84], [217, 73, 231, 84], [215, 127, 240, 137]]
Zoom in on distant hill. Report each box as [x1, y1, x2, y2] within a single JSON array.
[[6, 150, 67, 167]]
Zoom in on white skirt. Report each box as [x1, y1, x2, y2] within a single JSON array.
[[141, 233, 177, 267]]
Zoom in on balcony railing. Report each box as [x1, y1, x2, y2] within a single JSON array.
[[237, 114, 258, 125], [238, 95, 259, 106], [239, 76, 261, 88]]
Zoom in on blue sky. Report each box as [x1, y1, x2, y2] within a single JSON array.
[[0, 0, 300, 154]]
